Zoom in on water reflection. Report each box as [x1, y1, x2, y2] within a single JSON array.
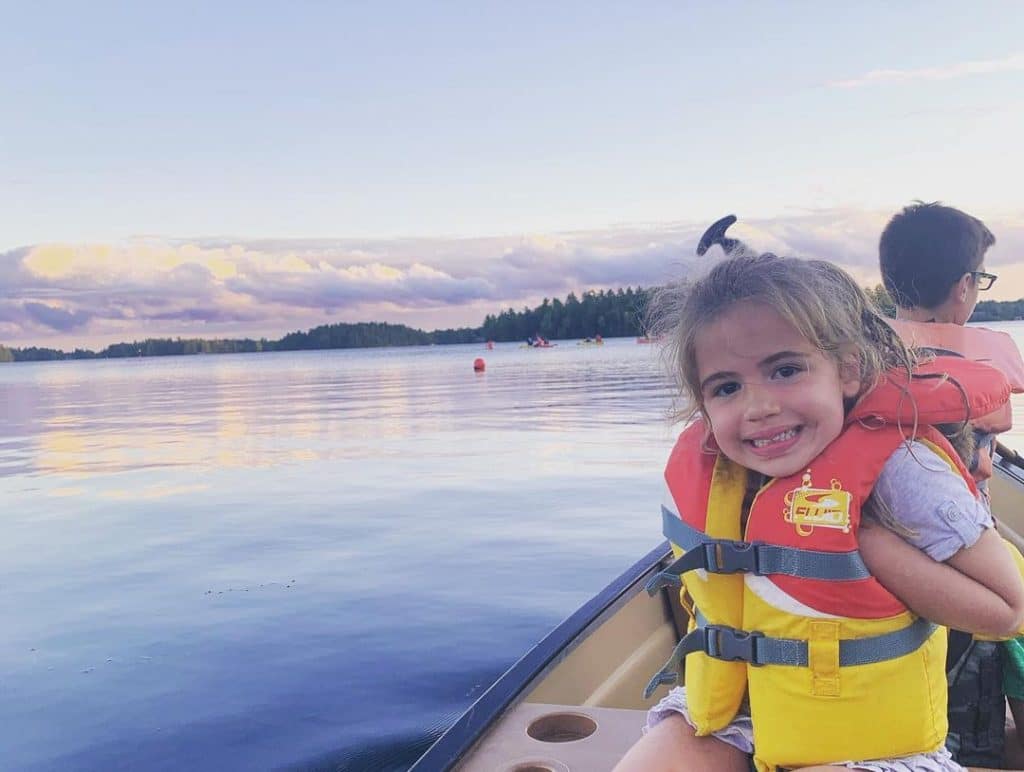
[[0, 342, 672, 482], [0, 339, 675, 771]]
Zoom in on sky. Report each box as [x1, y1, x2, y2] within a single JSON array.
[[2, 1, 1023, 348]]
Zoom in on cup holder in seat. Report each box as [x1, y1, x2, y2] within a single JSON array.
[[504, 761, 570, 772], [526, 712, 598, 743]]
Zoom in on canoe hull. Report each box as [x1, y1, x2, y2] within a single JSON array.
[[413, 452, 1024, 771]]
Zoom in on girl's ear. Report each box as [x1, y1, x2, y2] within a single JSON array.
[[839, 354, 862, 400], [700, 422, 719, 454]]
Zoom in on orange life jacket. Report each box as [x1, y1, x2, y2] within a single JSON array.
[[889, 318, 1024, 435]]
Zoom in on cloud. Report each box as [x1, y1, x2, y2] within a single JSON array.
[[828, 52, 1024, 88], [23, 302, 92, 332], [3, 206, 1024, 347], [224, 260, 497, 311]]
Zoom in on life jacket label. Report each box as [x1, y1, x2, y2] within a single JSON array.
[[784, 471, 852, 536]]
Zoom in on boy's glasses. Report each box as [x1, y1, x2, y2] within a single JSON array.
[[969, 271, 998, 291]]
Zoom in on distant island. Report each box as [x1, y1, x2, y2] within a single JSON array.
[[2, 284, 1022, 363], [0, 287, 650, 362]]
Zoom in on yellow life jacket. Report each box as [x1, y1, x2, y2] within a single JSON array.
[[646, 359, 1013, 772]]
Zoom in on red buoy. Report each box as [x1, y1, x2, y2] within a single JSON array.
[[473, 357, 486, 372]]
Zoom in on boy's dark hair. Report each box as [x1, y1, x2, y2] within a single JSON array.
[[879, 201, 995, 310]]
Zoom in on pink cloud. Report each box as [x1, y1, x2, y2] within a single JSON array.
[[4, 206, 1023, 347]]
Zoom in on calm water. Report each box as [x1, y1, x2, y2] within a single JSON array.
[[0, 338, 677, 771], [6, 325, 1024, 772]]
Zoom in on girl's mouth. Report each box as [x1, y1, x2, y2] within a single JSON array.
[[746, 426, 802, 456]]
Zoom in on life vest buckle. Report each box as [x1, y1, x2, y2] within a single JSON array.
[[706, 540, 762, 574], [705, 624, 766, 666], [645, 539, 766, 597], [644, 569, 682, 596]]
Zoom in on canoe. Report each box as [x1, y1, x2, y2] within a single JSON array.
[[411, 448, 1024, 772]]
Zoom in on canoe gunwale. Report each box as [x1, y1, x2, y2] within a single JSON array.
[[410, 541, 671, 771], [996, 448, 1024, 483]]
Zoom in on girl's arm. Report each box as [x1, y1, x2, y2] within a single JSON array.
[[946, 527, 1024, 633], [859, 520, 1024, 637]]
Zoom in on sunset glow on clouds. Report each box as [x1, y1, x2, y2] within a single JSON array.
[[4, 208, 1023, 349], [4, 5, 1023, 351]]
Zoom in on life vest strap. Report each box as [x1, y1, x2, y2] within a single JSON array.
[[647, 508, 870, 595], [642, 617, 937, 700]]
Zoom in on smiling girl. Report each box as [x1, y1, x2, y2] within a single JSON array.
[[614, 252, 1024, 772]]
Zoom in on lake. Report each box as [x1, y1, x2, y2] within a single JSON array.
[[0, 338, 676, 771], [5, 325, 1024, 771]]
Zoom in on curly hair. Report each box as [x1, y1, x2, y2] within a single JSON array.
[[647, 251, 916, 423]]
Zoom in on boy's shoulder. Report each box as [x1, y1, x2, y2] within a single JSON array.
[[889, 319, 1024, 393]]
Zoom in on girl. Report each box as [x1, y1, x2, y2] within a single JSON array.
[[615, 252, 1024, 772]]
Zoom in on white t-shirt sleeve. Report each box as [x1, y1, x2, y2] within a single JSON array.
[[872, 440, 994, 562]]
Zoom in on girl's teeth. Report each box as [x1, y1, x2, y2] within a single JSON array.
[[752, 428, 797, 447]]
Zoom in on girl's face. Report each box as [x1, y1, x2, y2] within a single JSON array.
[[694, 303, 861, 478]]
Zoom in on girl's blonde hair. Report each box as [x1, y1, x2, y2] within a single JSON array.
[[648, 252, 916, 422]]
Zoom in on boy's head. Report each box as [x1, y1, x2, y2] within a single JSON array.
[[879, 201, 995, 316]]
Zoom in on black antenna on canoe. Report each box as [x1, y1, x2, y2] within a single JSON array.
[[696, 214, 748, 256]]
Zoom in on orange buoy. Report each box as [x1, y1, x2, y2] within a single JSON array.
[[473, 357, 486, 372]]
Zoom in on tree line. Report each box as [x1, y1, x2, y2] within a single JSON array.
[[3, 338, 268, 362], [863, 285, 1024, 323], [481, 288, 647, 342], [0, 286, 650, 361], [4, 284, 1024, 363], [0, 321, 487, 362], [973, 299, 1024, 323]]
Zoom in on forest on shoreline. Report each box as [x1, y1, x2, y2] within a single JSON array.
[[2, 285, 1022, 363], [0, 287, 648, 362]]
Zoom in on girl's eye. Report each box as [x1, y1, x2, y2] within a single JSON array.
[[712, 381, 741, 398], [773, 364, 803, 380]]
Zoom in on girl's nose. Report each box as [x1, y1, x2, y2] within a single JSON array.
[[743, 383, 781, 421]]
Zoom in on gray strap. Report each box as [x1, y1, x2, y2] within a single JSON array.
[[661, 506, 704, 549], [839, 617, 937, 666], [643, 617, 936, 698], [649, 508, 870, 594]]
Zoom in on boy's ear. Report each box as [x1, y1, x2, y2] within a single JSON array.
[[954, 272, 972, 303]]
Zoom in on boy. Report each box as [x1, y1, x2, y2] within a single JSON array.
[[880, 201, 1024, 768]]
